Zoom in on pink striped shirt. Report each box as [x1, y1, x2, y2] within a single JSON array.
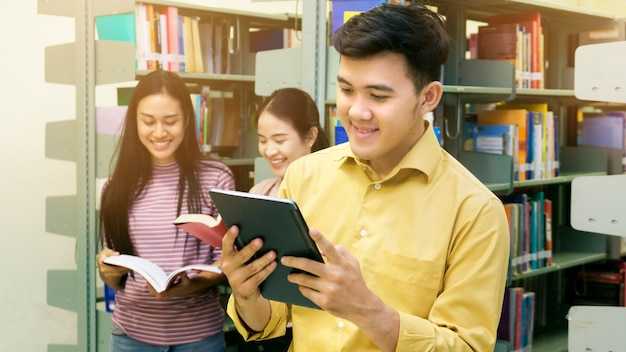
[[110, 159, 235, 345]]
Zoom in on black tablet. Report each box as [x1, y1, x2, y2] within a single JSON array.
[[209, 188, 324, 309]]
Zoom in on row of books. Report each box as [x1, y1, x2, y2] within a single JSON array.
[[503, 191, 553, 275], [132, 3, 221, 73], [498, 287, 536, 352], [465, 103, 559, 181], [578, 109, 626, 172], [190, 88, 240, 152], [95, 88, 241, 152], [96, 3, 302, 75], [472, 12, 544, 89]]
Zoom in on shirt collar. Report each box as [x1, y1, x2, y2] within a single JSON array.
[[334, 120, 441, 182]]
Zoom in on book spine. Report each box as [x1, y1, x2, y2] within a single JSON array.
[[165, 6, 179, 72], [544, 199, 552, 266]]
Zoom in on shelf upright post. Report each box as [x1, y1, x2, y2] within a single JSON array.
[[438, 2, 467, 158], [40, 0, 97, 350], [302, 0, 328, 128]]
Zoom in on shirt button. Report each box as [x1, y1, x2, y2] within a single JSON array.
[[374, 183, 381, 190], [360, 229, 367, 237], [338, 321, 345, 329]]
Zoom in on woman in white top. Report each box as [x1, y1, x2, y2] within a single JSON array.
[[250, 88, 329, 197]]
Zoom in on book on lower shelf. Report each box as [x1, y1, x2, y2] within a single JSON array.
[[103, 254, 221, 293], [579, 111, 626, 171], [498, 286, 535, 352], [570, 260, 626, 307], [477, 108, 528, 181]]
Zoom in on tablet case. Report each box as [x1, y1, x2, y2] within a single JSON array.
[[209, 188, 324, 309]]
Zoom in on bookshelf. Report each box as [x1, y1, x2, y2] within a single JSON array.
[[433, 3, 620, 351]]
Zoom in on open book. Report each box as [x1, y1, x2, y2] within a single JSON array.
[[103, 254, 222, 293], [173, 213, 228, 248]]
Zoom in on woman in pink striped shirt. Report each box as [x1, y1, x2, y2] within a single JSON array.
[[96, 69, 235, 351]]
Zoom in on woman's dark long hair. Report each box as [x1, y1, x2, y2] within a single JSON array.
[[255, 87, 330, 151], [99, 70, 205, 255]]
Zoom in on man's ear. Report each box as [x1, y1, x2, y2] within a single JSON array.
[[418, 81, 443, 115]]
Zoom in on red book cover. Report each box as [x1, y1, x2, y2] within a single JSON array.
[[173, 213, 227, 248]]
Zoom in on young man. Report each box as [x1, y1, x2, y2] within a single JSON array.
[[220, 3, 510, 351]]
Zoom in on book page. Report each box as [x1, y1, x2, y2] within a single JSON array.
[[104, 254, 169, 292], [104, 255, 222, 292]]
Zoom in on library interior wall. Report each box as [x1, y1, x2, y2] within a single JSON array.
[[2, 1, 296, 351], [1, 2, 77, 351]]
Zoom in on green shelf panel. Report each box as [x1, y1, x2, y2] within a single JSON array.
[[47, 269, 78, 312], [37, 0, 74, 17], [95, 41, 136, 85], [45, 120, 76, 162], [46, 195, 77, 237], [48, 344, 79, 352], [96, 306, 111, 351], [459, 151, 514, 195], [512, 172, 606, 188], [512, 251, 607, 280], [96, 133, 118, 178], [46, 41, 135, 86], [93, 0, 135, 17], [44, 43, 76, 85], [457, 59, 515, 93], [222, 158, 256, 167], [560, 145, 618, 174], [532, 327, 568, 352], [136, 70, 256, 83]]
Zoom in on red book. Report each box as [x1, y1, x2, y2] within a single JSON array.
[[544, 199, 553, 266], [575, 271, 623, 284], [173, 213, 228, 248], [489, 12, 542, 89], [165, 6, 180, 71], [607, 260, 626, 306]]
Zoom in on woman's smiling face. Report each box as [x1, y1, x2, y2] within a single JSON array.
[[257, 111, 313, 178], [136, 93, 186, 164]]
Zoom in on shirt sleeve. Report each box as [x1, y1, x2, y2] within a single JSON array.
[[226, 294, 290, 341]]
